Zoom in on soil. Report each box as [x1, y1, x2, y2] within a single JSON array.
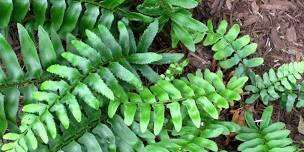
[[190, 0, 304, 150]]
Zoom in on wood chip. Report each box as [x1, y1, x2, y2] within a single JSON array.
[[243, 15, 259, 26], [298, 115, 304, 135], [270, 29, 285, 51], [286, 26, 297, 42]]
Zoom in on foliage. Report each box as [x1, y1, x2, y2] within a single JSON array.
[[0, 24, 63, 135], [1, 20, 183, 151], [160, 59, 189, 81], [0, 0, 127, 37], [0, 0, 299, 152], [245, 61, 304, 111], [144, 119, 240, 152], [202, 20, 264, 75], [108, 69, 248, 134], [236, 106, 297, 152], [137, 0, 207, 52]]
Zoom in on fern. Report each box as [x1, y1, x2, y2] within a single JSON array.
[[202, 20, 264, 75], [236, 106, 297, 152], [245, 61, 304, 111], [137, 0, 207, 52], [55, 115, 145, 152], [0, 24, 63, 135], [0, 0, 127, 36], [145, 119, 240, 152], [108, 69, 248, 134], [1, 20, 183, 152]]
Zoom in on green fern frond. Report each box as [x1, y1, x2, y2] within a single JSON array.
[[203, 20, 264, 75], [145, 119, 240, 152], [108, 69, 248, 134], [245, 61, 304, 111], [137, 0, 208, 52], [0, 24, 63, 135], [0, 0, 127, 36], [236, 106, 297, 152]]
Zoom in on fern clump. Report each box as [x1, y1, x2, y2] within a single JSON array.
[[245, 61, 304, 111], [1, 19, 183, 151], [236, 106, 297, 152]]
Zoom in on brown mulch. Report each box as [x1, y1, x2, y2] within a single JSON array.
[[190, 0, 304, 150]]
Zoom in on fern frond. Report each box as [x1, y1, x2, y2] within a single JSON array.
[[236, 106, 297, 152], [203, 20, 264, 75], [0, 0, 127, 36], [137, 0, 208, 52], [245, 61, 304, 111], [108, 69, 248, 134], [145, 119, 240, 152], [0, 24, 62, 135]]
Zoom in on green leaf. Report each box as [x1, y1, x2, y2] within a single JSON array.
[[98, 24, 122, 58], [244, 112, 258, 129], [51, 103, 70, 129], [0, 34, 23, 81], [153, 53, 184, 65], [102, 0, 125, 9], [172, 22, 195, 52], [153, 104, 165, 135], [183, 99, 201, 128], [224, 24, 240, 42], [139, 103, 151, 132], [167, 0, 198, 8], [85, 73, 114, 100], [215, 20, 228, 35], [171, 11, 207, 32], [137, 19, 159, 53], [108, 100, 120, 118], [227, 76, 248, 91], [3, 133, 20, 140], [78, 133, 103, 152], [197, 96, 218, 119], [109, 62, 143, 90], [38, 26, 57, 68], [260, 106, 273, 129], [118, 21, 130, 55], [62, 93, 81, 122], [157, 80, 182, 100], [73, 82, 100, 109], [219, 55, 241, 69], [145, 144, 169, 152], [243, 58, 264, 68], [42, 111, 57, 139], [167, 102, 182, 132], [47, 65, 81, 84], [22, 103, 47, 114], [128, 53, 162, 64], [33, 121, 48, 144], [71, 40, 101, 64], [25, 129, 38, 150], [236, 43, 257, 58], [123, 102, 137, 126], [61, 52, 90, 74], [17, 23, 42, 77]]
